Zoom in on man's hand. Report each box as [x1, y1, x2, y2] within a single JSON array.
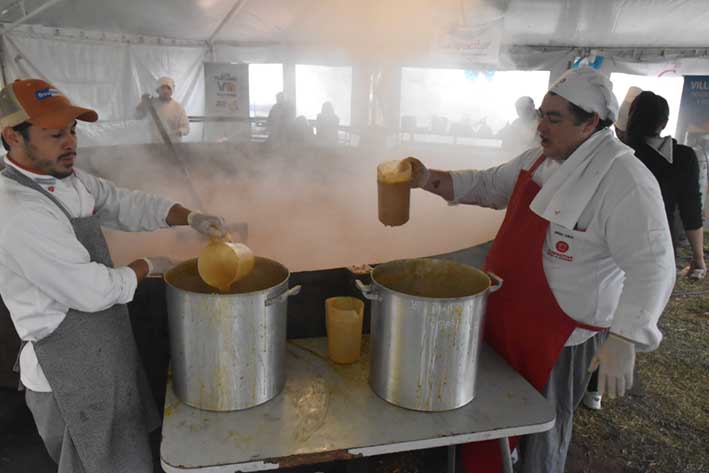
[[142, 256, 178, 276], [188, 212, 226, 238], [588, 333, 636, 399], [400, 157, 430, 188]]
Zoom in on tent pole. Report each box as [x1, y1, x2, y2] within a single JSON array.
[[1, 0, 64, 35], [0, 35, 7, 87], [207, 0, 249, 46]]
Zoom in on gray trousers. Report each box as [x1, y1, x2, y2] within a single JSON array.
[[25, 388, 87, 473], [516, 331, 608, 473]]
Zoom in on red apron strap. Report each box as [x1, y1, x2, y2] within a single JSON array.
[[527, 154, 546, 174]]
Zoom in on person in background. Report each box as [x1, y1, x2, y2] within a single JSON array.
[[497, 96, 540, 153], [289, 115, 314, 144], [624, 91, 706, 279], [401, 67, 675, 473], [0, 79, 226, 473], [315, 101, 340, 147], [613, 86, 643, 143], [266, 91, 295, 146], [685, 131, 709, 223], [475, 117, 494, 139], [135, 76, 190, 142]]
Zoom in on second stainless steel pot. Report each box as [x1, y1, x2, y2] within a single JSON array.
[[356, 258, 501, 411]]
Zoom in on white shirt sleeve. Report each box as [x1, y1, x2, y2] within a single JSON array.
[[75, 169, 176, 232], [1, 204, 138, 313], [606, 185, 676, 352], [449, 149, 538, 209], [176, 104, 190, 136], [135, 102, 148, 119]]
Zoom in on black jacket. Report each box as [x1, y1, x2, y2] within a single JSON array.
[[633, 139, 703, 232]]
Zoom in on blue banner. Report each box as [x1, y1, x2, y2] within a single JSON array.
[[677, 75, 709, 144]]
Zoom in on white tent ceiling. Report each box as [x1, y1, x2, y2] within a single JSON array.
[[1, 0, 709, 49]]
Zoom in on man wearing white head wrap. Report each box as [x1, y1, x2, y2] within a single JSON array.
[[135, 76, 190, 142], [396, 67, 674, 473], [548, 66, 619, 123]]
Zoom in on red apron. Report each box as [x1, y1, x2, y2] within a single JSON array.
[[461, 154, 605, 472]]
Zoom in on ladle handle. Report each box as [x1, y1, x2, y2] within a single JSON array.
[[487, 272, 503, 293], [355, 279, 382, 302], [265, 285, 302, 307]]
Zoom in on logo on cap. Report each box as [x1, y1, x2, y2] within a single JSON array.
[[35, 88, 63, 100]]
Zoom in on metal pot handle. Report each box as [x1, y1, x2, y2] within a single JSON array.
[[265, 285, 302, 307], [487, 272, 503, 293], [355, 279, 382, 301]]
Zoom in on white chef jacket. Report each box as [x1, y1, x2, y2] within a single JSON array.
[[449, 142, 675, 351], [136, 97, 190, 142], [0, 156, 176, 392]]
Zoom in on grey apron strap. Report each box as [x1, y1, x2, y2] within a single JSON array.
[[1, 166, 74, 220], [3, 165, 159, 472]]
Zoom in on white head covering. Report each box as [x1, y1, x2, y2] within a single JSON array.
[[515, 96, 536, 118], [157, 76, 175, 91], [614, 86, 643, 131], [548, 67, 619, 122]]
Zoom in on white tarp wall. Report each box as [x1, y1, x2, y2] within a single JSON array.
[[2, 25, 208, 146], [4, 24, 709, 147]]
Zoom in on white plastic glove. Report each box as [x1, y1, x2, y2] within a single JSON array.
[[142, 257, 178, 276], [187, 212, 226, 238], [588, 333, 636, 399], [400, 157, 430, 188]]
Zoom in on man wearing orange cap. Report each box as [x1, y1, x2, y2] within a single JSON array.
[[0, 79, 225, 472], [135, 75, 190, 141]]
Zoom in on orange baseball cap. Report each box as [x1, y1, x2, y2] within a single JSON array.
[[0, 79, 98, 129]]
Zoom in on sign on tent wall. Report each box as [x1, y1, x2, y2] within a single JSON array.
[[203, 62, 250, 142], [677, 76, 709, 143], [436, 19, 502, 67]]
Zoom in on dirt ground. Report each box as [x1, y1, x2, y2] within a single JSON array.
[[566, 239, 709, 473]]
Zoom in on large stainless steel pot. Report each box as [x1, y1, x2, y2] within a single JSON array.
[[165, 257, 300, 411], [356, 258, 502, 411]]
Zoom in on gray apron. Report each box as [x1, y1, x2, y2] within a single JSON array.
[[2, 166, 160, 473]]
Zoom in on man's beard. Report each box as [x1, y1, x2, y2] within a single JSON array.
[[26, 146, 75, 179], [50, 153, 76, 178]]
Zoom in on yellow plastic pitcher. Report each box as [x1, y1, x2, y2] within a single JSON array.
[[325, 297, 365, 364], [197, 238, 255, 292]]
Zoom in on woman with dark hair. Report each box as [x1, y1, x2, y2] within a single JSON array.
[[625, 91, 706, 279]]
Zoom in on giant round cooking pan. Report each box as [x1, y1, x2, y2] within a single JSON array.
[[356, 258, 502, 411], [165, 257, 300, 411]]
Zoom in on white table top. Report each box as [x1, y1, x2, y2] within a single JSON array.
[[161, 337, 555, 472]]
